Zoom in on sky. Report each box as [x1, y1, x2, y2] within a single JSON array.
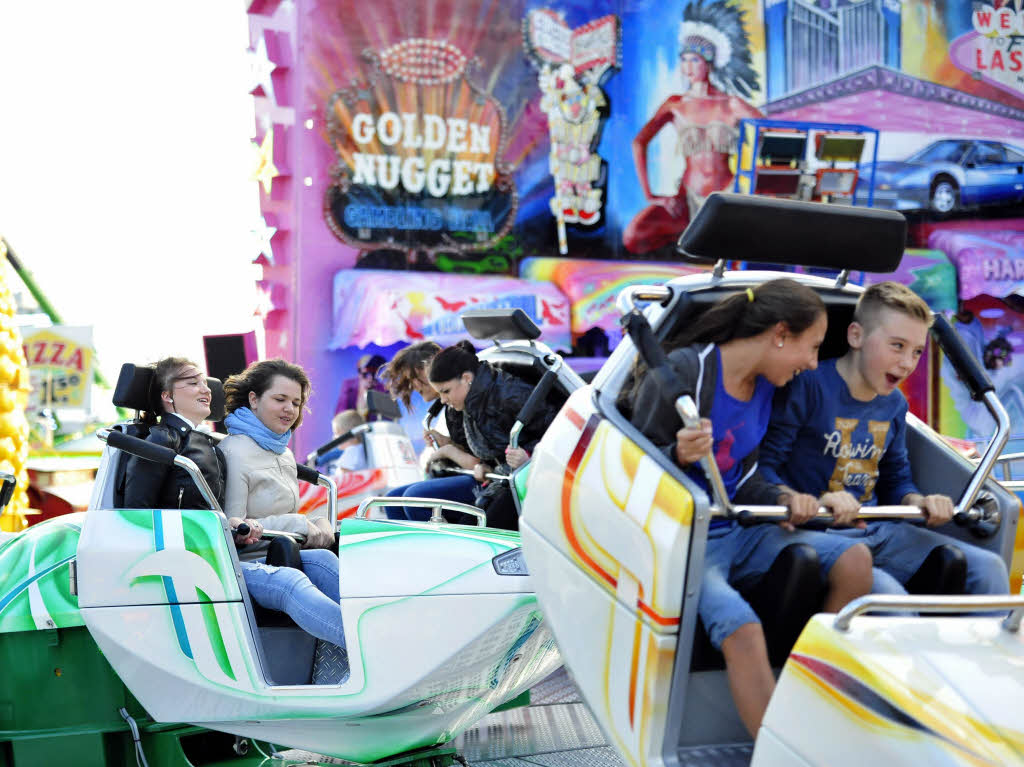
[[0, 2, 260, 390]]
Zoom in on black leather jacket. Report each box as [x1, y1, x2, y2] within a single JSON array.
[[462, 362, 557, 466], [444, 405, 469, 451], [123, 413, 227, 510]]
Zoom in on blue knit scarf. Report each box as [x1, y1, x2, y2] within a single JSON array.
[[224, 406, 292, 454]]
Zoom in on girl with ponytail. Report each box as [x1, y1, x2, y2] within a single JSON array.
[[629, 278, 873, 737]]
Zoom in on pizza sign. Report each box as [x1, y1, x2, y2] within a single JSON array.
[[21, 326, 93, 409]]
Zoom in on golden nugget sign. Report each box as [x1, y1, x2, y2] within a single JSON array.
[[326, 39, 517, 257]]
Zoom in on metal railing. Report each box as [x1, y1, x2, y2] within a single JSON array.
[[355, 496, 486, 526], [834, 594, 1024, 633]]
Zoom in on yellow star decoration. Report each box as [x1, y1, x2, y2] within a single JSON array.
[[251, 131, 279, 195]]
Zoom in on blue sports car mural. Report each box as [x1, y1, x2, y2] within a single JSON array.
[[856, 139, 1024, 216]]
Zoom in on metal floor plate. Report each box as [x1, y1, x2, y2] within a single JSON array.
[[455, 702, 606, 762], [525, 668, 582, 705], [271, 669, 760, 767], [471, 745, 626, 767]]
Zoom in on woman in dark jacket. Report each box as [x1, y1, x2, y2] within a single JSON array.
[[123, 357, 226, 510], [428, 343, 558, 529], [381, 340, 479, 521]]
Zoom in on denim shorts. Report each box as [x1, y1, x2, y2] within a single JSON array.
[[699, 523, 865, 649], [827, 521, 1008, 595]]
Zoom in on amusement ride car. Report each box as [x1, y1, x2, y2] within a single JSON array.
[[519, 193, 1024, 766], [0, 349, 566, 767]]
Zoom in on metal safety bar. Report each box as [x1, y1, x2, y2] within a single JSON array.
[[100, 427, 337, 537], [355, 496, 487, 526], [675, 396, 733, 515], [997, 452, 1024, 477], [317, 473, 339, 532], [834, 594, 1024, 632], [720, 505, 927, 524], [442, 466, 510, 483]]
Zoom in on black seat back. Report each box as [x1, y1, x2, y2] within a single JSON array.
[[111, 363, 224, 509]]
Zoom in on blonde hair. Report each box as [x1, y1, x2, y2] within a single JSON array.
[[331, 409, 364, 438], [854, 282, 932, 334]]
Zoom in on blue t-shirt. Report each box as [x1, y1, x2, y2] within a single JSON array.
[[687, 349, 775, 527], [760, 358, 918, 506]]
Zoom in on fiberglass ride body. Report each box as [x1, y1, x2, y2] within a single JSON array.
[[520, 193, 1024, 767], [0, 354, 564, 766]]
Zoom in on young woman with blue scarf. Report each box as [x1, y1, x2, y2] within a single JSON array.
[[220, 359, 334, 547], [219, 359, 346, 652]]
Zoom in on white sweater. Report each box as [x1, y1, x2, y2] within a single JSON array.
[[219, 433, 310, 537]]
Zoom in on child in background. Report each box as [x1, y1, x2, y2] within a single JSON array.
[[317, 410, 367, 474]]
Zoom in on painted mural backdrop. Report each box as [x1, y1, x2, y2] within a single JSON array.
[[254, 0, 1024, 456]]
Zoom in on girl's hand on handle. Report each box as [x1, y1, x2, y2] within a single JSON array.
[[505, 446, 529, 469], [230, 517, 262, 545], [473, 462, 494, 483], [674, 418, 713, 466], [424, 429, 451, 448], [304, 517, 334, 549]]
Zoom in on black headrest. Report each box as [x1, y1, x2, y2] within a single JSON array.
[[366, 389, 402, 421], [113, 363, 225, 422], [462, 308, 541, 341], [677, 192, 906, 273]]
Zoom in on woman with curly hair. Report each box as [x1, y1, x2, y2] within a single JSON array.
[[380, 340, 480, 521], [624, 0, 762, 254]]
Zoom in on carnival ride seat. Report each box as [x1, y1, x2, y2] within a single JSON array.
[[80, 424, 559, 760], [614, 196, 973, 674], [94, 363, 325, 685], [464, 308, 584, 410], [102, 363, 226, 510], [519, 195, 1022, 763]]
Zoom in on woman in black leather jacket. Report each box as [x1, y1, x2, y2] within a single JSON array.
[[428, 344, 558, 529], [123, 357, 226, 509]]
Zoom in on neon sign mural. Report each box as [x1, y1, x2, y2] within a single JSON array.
[[325, 39, 517, 260]]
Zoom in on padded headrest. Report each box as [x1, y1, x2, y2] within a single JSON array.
[[462, 308, 541, 341], [113, 363, 225, 422], [366, 389, 402, 422], [677, 192, 906, 273]]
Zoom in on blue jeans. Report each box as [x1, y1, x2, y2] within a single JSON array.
[[700, 523, 865, 649], [384, 474, 477, 520], [242, 549, 345, 647], [829, 521, 1009, 596]]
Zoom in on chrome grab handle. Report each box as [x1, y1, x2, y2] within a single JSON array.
[[317, 473, 339, 531], [355, 496, 487, 526], [957, 391, 1010, 517], [616, 285, 672, 316], [675, 396, 733, 516], [833, 595, 1024, 632]]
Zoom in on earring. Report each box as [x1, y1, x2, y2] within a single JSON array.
[[777, 342, 784, 348]]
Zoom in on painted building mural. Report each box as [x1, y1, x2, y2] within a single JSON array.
[[246, 0, 1024, 459]]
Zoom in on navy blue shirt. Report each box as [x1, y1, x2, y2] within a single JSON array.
[[760, 358, 918, 506]]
